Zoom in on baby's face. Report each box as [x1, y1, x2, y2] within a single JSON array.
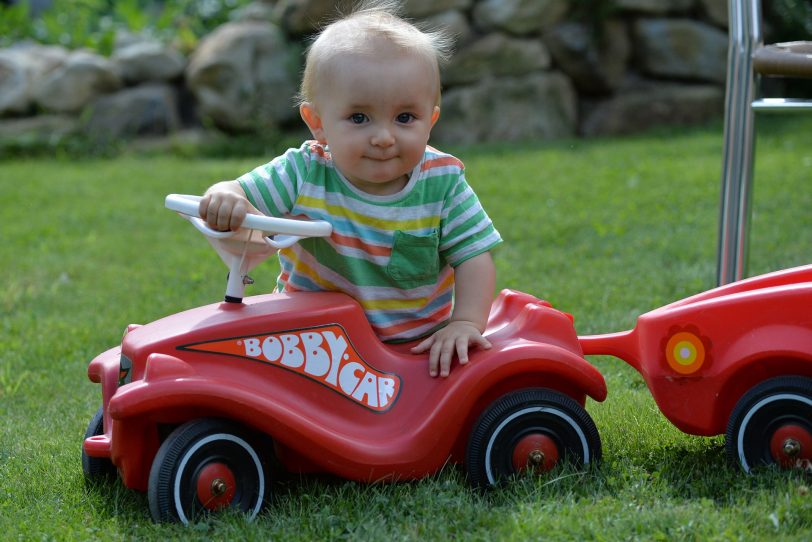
[[304, 50, 440, 195]]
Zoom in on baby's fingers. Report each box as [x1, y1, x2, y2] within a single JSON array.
[[473, 335, 492, 351], [198, 193, 212, 219], [455, 336, 471, 365], [410, 336, 435, 354], [431, 339, 459, 378], [228, 200, 248, 231], [202, 194, 226, 230]]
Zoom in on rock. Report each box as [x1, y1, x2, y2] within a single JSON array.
[[83, 83, 181, 139], [33, 50, 121, 113], [113, 41, 186, 84], [404, 0, 473, 19], [186, 20, 299, 132], [0, 114, 80, 143], [273, 0, 340, 35], [273, 0, 474, 32], [544, 19, 631, 95], [443, 33, 551, 86], [421, 9, 473, 48], [433, 72, 577, 144], [473, 0, 569, 35], [231, 0, 277, 22], [114, 30, 155, 51], [580, 79, 724, 136], [634, 18, 728, 84], [0, 44, 68, 115], [699, 0, 728, 27], [0, 51, 29, 115]]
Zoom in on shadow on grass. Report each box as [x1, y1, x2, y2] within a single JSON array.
[[600, 438, 811, 504], [82, 476, 150, 521], [76, 458, 810, 542]]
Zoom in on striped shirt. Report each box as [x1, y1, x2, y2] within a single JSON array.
[[238, 141, 502, 342]]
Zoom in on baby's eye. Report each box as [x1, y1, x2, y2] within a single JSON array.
[[396, 113, 415, 124], [349, 113, 368, 124]]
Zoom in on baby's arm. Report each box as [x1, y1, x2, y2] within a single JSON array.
[[198, 180, 259, 231], [411, 251, 496, 377]]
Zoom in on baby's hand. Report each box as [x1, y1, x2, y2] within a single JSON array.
[[411, 321, 492, 378], [198, 190, 252, 231]]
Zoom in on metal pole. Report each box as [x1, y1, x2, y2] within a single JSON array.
[[717, 0, 761, 285]]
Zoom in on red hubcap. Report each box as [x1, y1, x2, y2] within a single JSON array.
[[512, 434, 559, 473], [770, 424, 812, 468], [196, 462, 237, 510]]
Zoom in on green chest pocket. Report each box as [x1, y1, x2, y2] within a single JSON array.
[[387, 230, 440, 285]]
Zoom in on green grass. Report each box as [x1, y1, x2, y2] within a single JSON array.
[[1, 117, 811, 540]]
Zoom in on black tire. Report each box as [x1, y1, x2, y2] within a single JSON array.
[[147, 418, 270, 524], [725, 376, 812, 473], [82, 406, 117, 481], [466, 388, 601, 488]]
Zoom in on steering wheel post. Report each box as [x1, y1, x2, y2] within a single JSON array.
[[164, 194, 332, 303], [224, 241, 255, 303]]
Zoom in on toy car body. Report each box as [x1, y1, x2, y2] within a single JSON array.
[[579, 264, 812, 472], [82, 195, 606, 523]]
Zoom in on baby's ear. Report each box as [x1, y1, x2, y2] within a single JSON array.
[[300, 103, 326, 142], [431, 106, 440, 127]]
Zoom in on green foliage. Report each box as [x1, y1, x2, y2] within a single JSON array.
[[1, 118, 811, 539], [762, 0, 812, 100], [0, 1, 33, 43], [764, 0, 812, 42], [0, 0, 253, 53]]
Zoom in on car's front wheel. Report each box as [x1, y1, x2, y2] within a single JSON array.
[[147, 418, 270, 524], [81, 406, 117, 481]]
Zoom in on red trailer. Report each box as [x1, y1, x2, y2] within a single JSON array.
[[580, 265, 812, 473]]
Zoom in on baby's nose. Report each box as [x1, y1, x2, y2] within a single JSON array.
[[371, 127, 395, 147]]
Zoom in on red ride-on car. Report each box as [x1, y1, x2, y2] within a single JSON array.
[[82, 195, 606, 524], [579, 264, 812, 473]]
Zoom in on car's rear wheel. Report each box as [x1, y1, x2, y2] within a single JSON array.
[[81, 406, 117, 481], [466, 388, 601, 488], [148, 418, 270, 524], [726, 376, 812, 473]]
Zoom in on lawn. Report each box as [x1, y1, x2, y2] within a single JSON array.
[[1, 116, 811, 540]]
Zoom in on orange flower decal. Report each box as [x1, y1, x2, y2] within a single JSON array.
[[663, 327, 710, 375]]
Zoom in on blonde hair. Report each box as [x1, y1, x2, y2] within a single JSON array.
[[298, 0, 453, 105]]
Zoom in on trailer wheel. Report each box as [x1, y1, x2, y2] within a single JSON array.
[[466, 388, 601, 488], [726, 376, 812, 473], [148, 418, 269, 524], [81, 406, 117, 481]]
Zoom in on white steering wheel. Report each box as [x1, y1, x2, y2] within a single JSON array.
[[165, 193, 332, 302], [165, 194, 332, 249]]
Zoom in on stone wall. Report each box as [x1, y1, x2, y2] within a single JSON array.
[[0, 0, 731, 147]]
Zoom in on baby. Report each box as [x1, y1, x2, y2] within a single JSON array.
[[199, 0, 502, 377]]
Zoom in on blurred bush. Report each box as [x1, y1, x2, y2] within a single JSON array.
[[764, 0, 812, 42], [0, 0, 252, 54]]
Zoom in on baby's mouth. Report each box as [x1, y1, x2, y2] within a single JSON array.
[[366, 153, 397, 162]]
